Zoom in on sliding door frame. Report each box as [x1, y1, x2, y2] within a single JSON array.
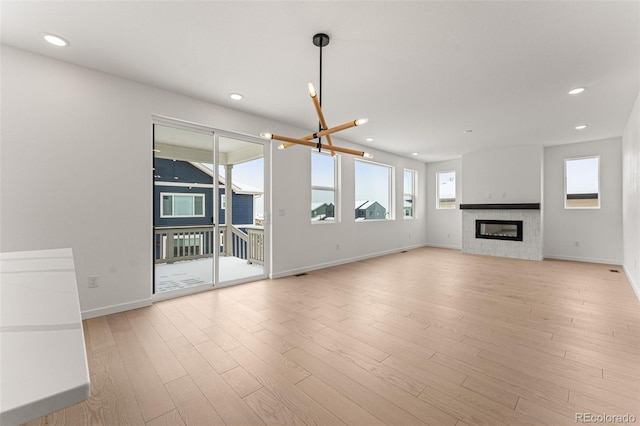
[[151, 115, 270, 302], [212, 128, 271, 288]]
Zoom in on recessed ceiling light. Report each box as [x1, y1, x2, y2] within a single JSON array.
[[229, 93, 243, 101], [575, 124, 588, 130], [411, 152, 419, 156], [365, 137, 374, 142], [569, 87, 586, 95], [43, 33, 68, 47], [464, 129, 473, 134]]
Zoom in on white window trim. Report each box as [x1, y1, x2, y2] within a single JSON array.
[[160, 192, 206, 218], [403, 168, 417, 219], [436, 170, 456, 210], [564, 155, 601, 209], [220, 193, 226, 210], [311, 150, 340, 224], [354, 158, 395, 222]]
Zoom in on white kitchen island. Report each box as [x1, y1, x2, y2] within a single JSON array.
[[0, 248, 90, 425]]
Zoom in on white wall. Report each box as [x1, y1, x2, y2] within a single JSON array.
[[1, 46, 427, 318], [543, 138, 623, 264], [425, 159, 462, 249], [622, 94, 640, 298], [461, 145, 543, 204]]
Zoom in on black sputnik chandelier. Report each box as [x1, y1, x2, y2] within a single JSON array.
[[261, 33, 373, 159]]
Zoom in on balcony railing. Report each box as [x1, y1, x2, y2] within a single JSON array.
[[154, 225, 264, 265]]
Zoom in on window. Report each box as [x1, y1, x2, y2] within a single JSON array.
[[437, 170, 456, 209], [160, 193, 205, 217], [404, 169, 417, 218], [311, 151, 338, 222], [220, 193, 226, 210], [355, 159, 393, 221], [565, 156, 600, 209]]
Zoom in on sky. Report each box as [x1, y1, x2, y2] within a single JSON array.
[[354, 160, 391, 210], [312, 152, 336, 207], [438, 171, 456, 199], [566, 157, 599, 194], [230, 158, 265, 216], [204, 158, 265, 216]]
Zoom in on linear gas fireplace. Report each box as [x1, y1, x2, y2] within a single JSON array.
[[476, 219, 523, 241]]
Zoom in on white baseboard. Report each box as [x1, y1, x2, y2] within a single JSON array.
[[271, 244, 427, 279], [543, 254, 622, 265], [81, 298, 152, 320], [425, 242, 462, 250], [623, 264, 640, 301]]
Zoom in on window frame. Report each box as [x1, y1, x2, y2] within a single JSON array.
[[564, 155, 601, 209], [354, 158, 395, 222], [311, 150, 340, 223], [403, 169, 417, 219], [436, 170, 456, 210], [160, 192, 206, 218]]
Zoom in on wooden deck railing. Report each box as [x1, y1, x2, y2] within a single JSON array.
[[154, 225, 264, 265], [247, 227, 265, 266]]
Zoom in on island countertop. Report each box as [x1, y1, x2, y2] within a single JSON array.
[[1, 248, 90, 426]]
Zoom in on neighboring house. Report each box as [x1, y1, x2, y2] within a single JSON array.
[[403, 198, 413, 217], [311, 202, 335, 221], [154, 158, 261, 227], [355, 200, 387, 220]]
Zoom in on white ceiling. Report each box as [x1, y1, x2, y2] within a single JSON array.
[[2, 1, 638, 162]]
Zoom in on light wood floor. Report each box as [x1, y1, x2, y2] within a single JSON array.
[[28, 247, 640, 426]]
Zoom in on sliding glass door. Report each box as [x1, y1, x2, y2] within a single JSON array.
[[152, 120, 269, 298], [214, 131, 269, 287]]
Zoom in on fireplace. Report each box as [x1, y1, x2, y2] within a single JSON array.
[[476, 219, 523, 241], [461, 204, 541, 260]]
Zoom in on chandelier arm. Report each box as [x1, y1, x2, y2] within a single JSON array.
[[313, 120, 360, 139], [279, 119, 363, 151], [311, 93, 329, 130], [310, 94, 335, 156], [271, 134, 367, 157], [323, 134, 336, 157]]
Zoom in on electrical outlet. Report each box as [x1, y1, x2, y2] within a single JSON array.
[[336, 243, 340, 250], [501, 192, 507, 199], [88, 275, 99, 288], [574, 241, 580, 247], [447, 233, 451, 238], [408, 233, 411, 240]]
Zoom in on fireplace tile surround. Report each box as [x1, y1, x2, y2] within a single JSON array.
[[461, 204, 542, 260]]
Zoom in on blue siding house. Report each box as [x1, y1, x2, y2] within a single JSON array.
[[154, 158, 259, 227], [355, 200, 387, 220]]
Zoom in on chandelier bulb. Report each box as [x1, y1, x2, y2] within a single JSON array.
[[277, 143, 286, 150], [308, 83, 317, 98], [362, 152, 374, 159], [355, 118, 369, 126], [260, 132, 273, 140]]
